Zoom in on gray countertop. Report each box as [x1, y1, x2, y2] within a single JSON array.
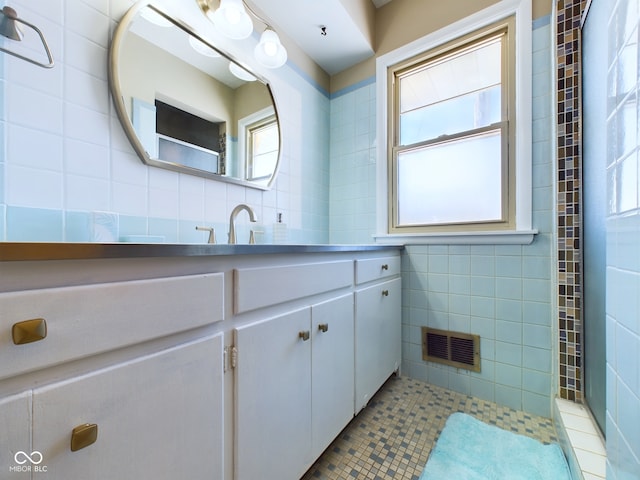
[[0, 242, 404, 262]]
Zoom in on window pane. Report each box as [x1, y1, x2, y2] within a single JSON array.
[[400, 85, 500, 145], [252, 151, 278, 179], [397, 130, 503, 226], [399, 38, 502, 113], [398, 37, 502, 146], [252, 123, 279, 155], [248, 121, 279, 180]]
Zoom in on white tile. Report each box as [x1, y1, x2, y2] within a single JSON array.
[[8, 125, 63, 171], [148, 188, 178, 219], [561, 411, 601, 434], [7, 53, 63, 97], [6, 165, 63, 209], [64, 138, 110, 179], [148, 167, 178, 191], [64, 66, 110, 114], [79, 0, 109, 16], [65, 32, 108, 79], [109, 115, 134, 152], [64, 103, 110, 146], [65, 174, 109, 210], [574, 448, 607, 478], [111, 149, 147, 186], [557, 398, 589, 417], [65, 0, 110, 47], [179, 175, 205, 221], [566, 428, 606, 456], [11, 0, 63, 25], [111, 181, 147, 216], [7, 84, 63, 134]]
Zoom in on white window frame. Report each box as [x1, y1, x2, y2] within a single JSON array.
[[374, 0, 536, 245], [238, 106, 277, 182]]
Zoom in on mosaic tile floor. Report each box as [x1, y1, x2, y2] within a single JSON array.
[[302, 375, 559, 480]]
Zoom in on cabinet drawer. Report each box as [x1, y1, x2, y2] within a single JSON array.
[[234, 261, 352, 313], [0, 273, 224, 380], [355, 255, 400, 285]]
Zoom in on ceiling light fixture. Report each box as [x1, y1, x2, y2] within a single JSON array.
[[197, 0, 287, 69], [229, 62, 257, 81], [188, 35, 221, 57]]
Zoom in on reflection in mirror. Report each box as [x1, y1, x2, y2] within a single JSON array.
[[109, 2, 281, 189]]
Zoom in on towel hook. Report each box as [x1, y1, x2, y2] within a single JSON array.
[[0, 6, 54, 68]]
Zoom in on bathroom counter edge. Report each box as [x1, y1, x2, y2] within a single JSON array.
[[0, 243, 404, 262]]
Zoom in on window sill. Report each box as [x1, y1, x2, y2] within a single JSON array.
[[373, 229, 538, 245]]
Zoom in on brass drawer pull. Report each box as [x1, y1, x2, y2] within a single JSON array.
[[382, 290, 389, 297], [299, 331, 310, 341], [318, 323, 329, 333], [381, 264, 389, 270], [70, 423, 98, 452], [12, 318, 47, 345]]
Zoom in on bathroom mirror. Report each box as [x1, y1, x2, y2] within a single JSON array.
[[109, 2, 281, 190]]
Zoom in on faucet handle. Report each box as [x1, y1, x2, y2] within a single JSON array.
[[195, 226, 216, 244]]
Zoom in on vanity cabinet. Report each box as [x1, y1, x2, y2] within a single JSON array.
[[0, 244, 402, 480], [354, 256, 402, 412], [0, 273, 225, 480], [233, 261, 355, 480]]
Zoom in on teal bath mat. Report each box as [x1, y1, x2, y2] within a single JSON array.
[[419, 412, 571, 480]]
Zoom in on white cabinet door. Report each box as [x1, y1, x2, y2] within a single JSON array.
[[0, 391, 32, 479], [311, 294, 355, 460], [31, 334, 224, 480], [235, 308, 312, 480], [355, 277, 401, 412]]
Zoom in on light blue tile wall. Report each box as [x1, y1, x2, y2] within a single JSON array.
[[605, 0, 640, 476], [330, 19, 555, 417], [329, 78, 377, 244]]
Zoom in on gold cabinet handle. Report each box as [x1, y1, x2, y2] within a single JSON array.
[[70, 423, 98, 452], [382, 290, 389, 297], [381, 264, 389, 270], [12, 318, 47, 345], [318, 323, 329, 333], [298, 331, 310, 341]]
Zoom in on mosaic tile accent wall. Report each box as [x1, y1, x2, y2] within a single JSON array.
[[556, 0, 587, 402]]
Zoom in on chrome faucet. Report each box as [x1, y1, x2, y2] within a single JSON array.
[[228, 204, 257, 244]]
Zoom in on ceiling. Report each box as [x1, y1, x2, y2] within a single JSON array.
[[249, 0, 394, 75]]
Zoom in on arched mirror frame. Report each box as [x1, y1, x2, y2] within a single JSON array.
[[108, 1, 282, 190]]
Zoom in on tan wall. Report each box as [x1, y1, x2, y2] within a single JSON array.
[[330, 0, 553, 94], [235, 82, 274, 125], [339, 0, 376, 48], [121, 34, 235, 128]]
